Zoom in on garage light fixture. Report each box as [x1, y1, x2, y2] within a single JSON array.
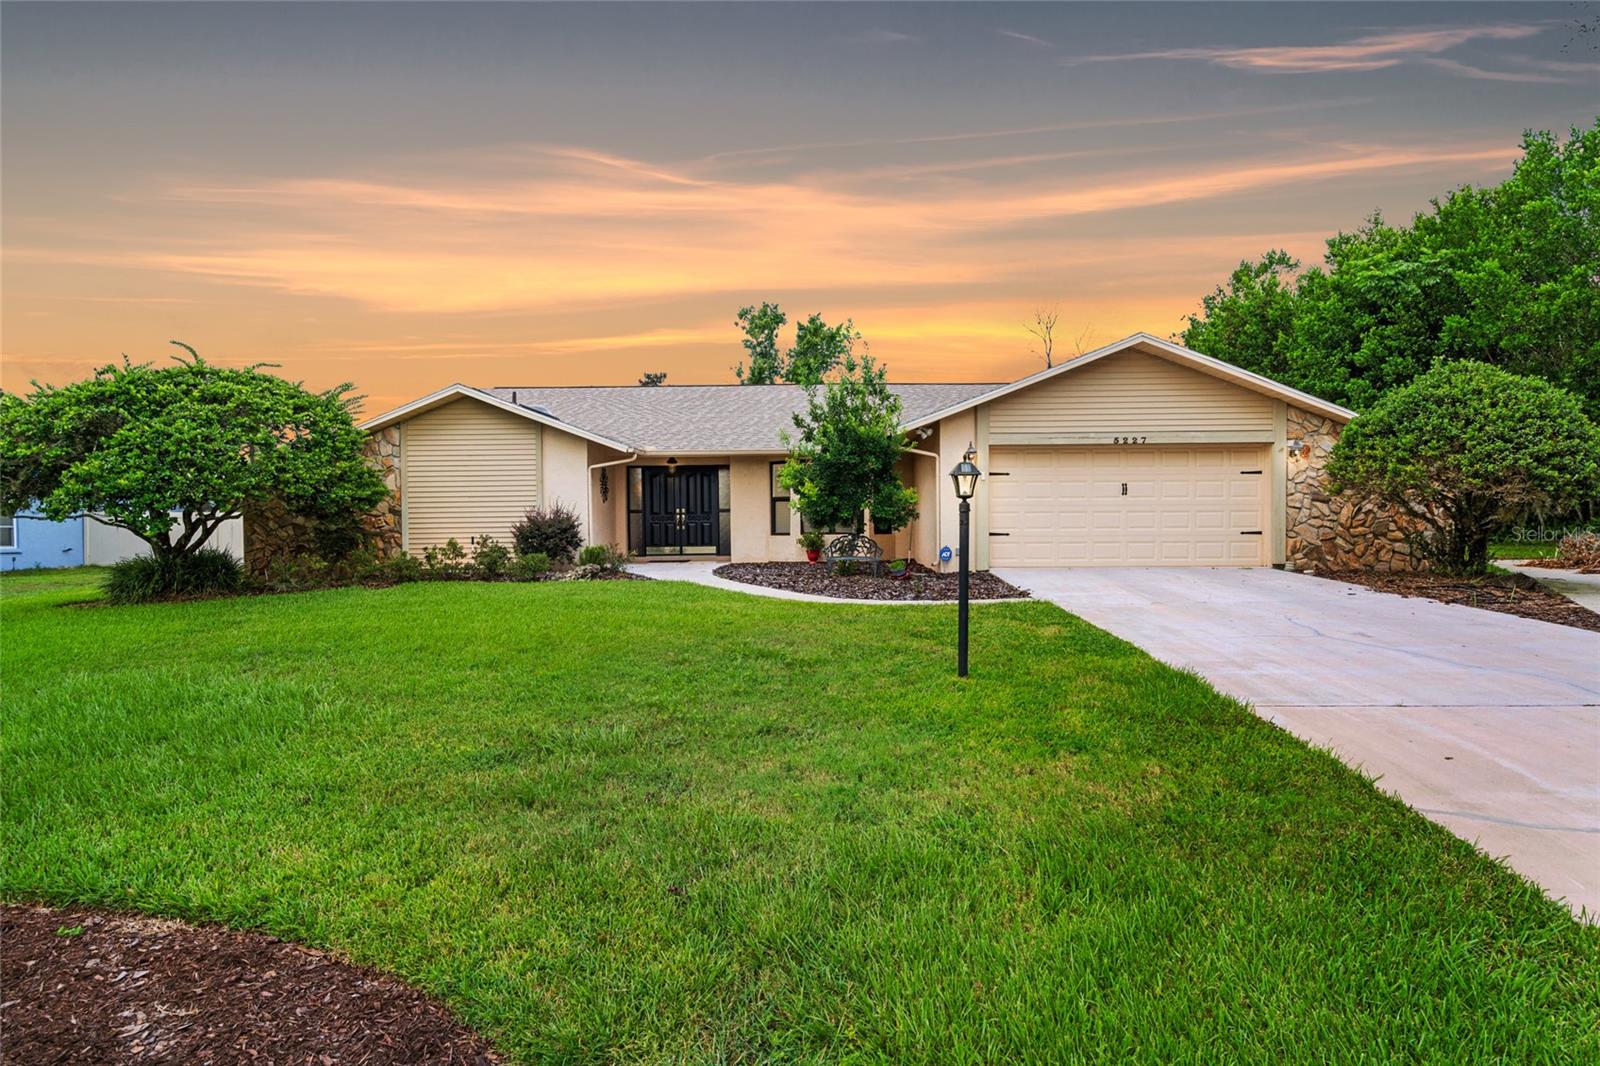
[[949, 445, 981, 501]]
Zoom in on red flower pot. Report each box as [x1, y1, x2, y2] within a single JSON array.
[[806, 549, 821, 563]]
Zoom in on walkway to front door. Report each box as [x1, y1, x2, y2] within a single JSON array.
[[632, 465, 730, 556]]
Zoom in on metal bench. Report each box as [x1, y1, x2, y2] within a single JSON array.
[[823, 533, 882, 578]]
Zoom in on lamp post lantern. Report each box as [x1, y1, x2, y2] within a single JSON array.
[[949, 444, 981, 677]]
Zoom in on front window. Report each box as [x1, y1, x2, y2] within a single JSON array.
[[0, 512, 14, 550], [770, 462, 792, 535], [772, 461, 865, 536]]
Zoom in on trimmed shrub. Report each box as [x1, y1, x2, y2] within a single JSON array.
[[103, 548, 243, 605], [421, 538, 471, 578], [473, 535, 512, 579], [382, 553, 424, 583], [1328, 363, 1600, 575], [310, 510, 370, 563], [262, 554, 334, 593], [511, 502, 582, 563], [578, 544, 626, 571], [511, 552, 551, 580]]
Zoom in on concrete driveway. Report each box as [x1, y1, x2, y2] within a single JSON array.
[[994, 566, 1600, 920]]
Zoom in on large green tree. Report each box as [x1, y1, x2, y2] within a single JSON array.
[[1183, 122, 1600, 413], [778, 352, 918, 535], [734, 302, 859, 386], [1326, 363, 1600, 575], [1181, 250, 1300, 383], [0, 343, 388, 560], [733, 302, 787, 384]]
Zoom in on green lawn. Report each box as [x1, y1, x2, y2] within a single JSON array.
[[3, 568, 1595, 1062], [1490, 539, 1561, 560]]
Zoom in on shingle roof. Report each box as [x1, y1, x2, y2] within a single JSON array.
[[482, 383, 1003, 453]]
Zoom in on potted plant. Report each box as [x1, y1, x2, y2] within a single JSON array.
[[886, 558, 909, 580], [798, 529, 825, 563]]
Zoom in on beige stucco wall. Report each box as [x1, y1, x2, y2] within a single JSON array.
[[540, 426, 592, 543], [933, 409, 977, 573], [586, 442, 631, 551], [910, 446, 940, 566], [730, 457, 771, 562], [402, 398, 541, 551]]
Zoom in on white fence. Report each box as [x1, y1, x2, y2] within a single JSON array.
[[84, 515, 244, 565]]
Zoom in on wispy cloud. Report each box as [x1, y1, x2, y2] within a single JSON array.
[[1420, 56, 1587, 83], [1069, 23, 1547, 74], [995, 29, 1054, 48], [699, 98, 1369, 164], [848, 29, 918, 46], [68, 138, 1514, 315]]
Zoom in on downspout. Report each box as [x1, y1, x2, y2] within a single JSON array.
[[587, 451, 638, 549]]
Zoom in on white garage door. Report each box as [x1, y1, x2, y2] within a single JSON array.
[[988, 446, 1268, 567]]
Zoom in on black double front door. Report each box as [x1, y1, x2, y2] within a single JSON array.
[[641, 466, 720, 554]]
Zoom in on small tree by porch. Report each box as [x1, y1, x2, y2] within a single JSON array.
[[777, 352, 918, 545]]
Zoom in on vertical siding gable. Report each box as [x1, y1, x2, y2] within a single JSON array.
[[401, 398, 542, 551], [988, 350, 1275, 436]]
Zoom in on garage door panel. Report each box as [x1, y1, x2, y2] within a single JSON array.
[[989, 445, 1267, 567]]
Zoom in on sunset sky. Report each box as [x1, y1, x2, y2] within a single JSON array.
[[3, 2, 1595, 415]]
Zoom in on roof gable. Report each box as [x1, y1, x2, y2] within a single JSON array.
[[358, 385, 632, 451], [905, 334, 1356, 429], [358, 334, 1353, 454]]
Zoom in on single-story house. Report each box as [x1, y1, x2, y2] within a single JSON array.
[[1, 508, 244, 571], [347, 333, 1410, 573]]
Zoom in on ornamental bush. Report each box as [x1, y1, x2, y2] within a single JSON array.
[[473, 535, 512, 579], [104, 547, 244, 605], [512, 502, 583, 562], [511, 551, 551, 580], [1327, 362, 1600, 575], [577, 543, 626, 571], [0, 343, 387, 563]]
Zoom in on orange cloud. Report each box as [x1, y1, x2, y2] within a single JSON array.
[[1070, 24, 1549, 74], [65, 139, 1514, 317]]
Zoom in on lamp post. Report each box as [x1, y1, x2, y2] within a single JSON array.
[[949, 444, 981, 677]]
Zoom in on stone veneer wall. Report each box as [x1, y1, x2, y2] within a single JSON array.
[[1285, 405, 1422, 572], [242, 427, 403, 577], [362, 427, 404, 557]]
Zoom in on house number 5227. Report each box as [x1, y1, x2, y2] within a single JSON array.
[[1112, 435, 1148, 444]]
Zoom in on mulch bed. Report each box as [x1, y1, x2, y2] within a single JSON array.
[[1, 904, 499, 1064], [1312, 569, 1600, 633], [713, 560, 1029, 602], [1517, 558, 1600, 575]]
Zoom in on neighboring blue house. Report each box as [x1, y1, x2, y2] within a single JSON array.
[[1, 508, 86, 571], [1, 508, 244, 571]]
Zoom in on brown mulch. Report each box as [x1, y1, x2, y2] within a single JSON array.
[[0, 904, 500, 1065], [1517, 558, 1600, 575], [1312, 569, 1600, 633], [713, 560, 1029, 601]]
